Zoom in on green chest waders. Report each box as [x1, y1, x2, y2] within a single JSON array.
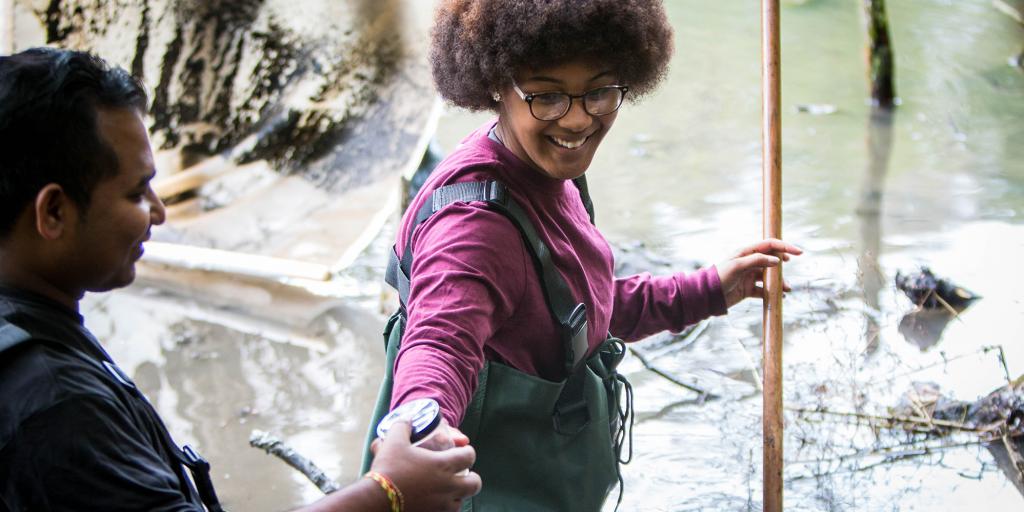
[[361, 180, 634, 511]]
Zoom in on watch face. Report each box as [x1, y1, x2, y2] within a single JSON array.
[[376, 397, 441, 443]]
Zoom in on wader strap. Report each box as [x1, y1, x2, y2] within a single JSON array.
[[178, 445, 225, 512], [388, 180, 589, 373], [572, 176, 595, 224], [0, 322, 31, 354]]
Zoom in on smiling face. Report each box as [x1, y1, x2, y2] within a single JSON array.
[[64, 107, 166, 293], [496, 60, 621, 180]]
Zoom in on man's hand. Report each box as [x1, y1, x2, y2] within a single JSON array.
[[369, 421, 481, 512]]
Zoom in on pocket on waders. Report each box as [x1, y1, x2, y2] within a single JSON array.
[[460, 360, 619, 512]]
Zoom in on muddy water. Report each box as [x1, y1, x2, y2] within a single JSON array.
[[79, 0, 1024, 511]]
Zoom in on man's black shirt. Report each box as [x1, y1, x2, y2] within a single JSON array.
[[0, 286, 205, 511]]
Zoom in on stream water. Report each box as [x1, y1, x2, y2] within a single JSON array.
[[79, 0, 1024, 510]]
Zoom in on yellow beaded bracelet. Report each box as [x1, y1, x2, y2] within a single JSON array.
[[365, 471, 404, 512]]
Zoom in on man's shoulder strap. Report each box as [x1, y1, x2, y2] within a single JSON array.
[[0, 319, 32, 355], [0, 315, 223, 510]]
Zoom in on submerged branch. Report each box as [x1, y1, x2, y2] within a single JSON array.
[[789, 439, 981, 481], [250, 430, 341, 495], [629, 347, 717, 399], [853, 345, 1007, 391], [791, 435, 988, 467], [788, 406, 988, 433]]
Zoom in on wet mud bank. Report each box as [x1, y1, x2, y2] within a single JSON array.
[[38, 0, 402, 187]]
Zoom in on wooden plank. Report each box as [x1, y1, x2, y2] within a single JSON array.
[[142, 241, 332, 282]]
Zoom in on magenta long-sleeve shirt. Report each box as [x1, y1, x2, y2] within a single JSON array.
[[391, 121, 727, 425]]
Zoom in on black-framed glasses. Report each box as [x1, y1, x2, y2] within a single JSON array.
[[512, 82, 629, 121]]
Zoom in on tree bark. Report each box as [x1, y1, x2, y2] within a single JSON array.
[[863, 0, 897, 108]]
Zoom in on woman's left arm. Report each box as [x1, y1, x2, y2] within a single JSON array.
[[610, 267, 727, 341], [609, 238, 802, 341]]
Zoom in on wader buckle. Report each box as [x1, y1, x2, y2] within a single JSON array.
[[562, 303, 589, 375]]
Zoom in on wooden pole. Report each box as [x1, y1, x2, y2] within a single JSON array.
[[761, 1, 784, 511]]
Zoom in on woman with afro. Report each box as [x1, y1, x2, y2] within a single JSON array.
[[368, 0, 802, 509]]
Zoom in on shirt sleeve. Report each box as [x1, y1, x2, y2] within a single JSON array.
[[391, 203, 529, 425], [2, 394, 202, 512], [609, 266, 728, 342]]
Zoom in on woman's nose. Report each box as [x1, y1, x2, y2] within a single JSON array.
[[558, 97, 592, 131]]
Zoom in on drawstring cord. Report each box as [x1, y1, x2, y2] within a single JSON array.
[[606, 338, 635, 511]]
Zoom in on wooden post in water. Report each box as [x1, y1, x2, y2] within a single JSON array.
[[863, 0, 896, 108], [761, 1, 784, 511]]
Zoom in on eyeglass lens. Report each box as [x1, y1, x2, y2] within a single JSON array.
[[530, 87, 624, 121]]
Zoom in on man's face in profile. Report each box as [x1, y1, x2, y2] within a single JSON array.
[[65, 107, 166, 293]]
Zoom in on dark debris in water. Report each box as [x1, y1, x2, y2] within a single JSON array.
[[895, 267, 981, 349], [894, 378, 1024, 494], [895, 266, 980, 310]]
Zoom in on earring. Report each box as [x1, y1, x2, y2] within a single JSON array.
[[492, 91, 501, 102]]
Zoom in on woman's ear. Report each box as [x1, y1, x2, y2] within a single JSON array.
[[33, 184, 73, 240]]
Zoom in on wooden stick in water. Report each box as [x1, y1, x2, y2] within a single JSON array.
[[761, 1, 784, 511], [250, 430, 341, 495]]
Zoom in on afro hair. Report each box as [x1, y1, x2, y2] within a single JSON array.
[[430, 0, 674, 111]]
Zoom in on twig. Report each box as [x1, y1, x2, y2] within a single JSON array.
[[994, 0, 1024, 24], [733, 338, 763, 392], [250, 430, 341, 494], [1000, 430, 1024, 483], [908, 389, 938, 433], [858, 345, 1002, 389], [995, 345, 1013, 387], [921, 288, 963, 323], [791, 436, 989, 466], [787, 406, 986, 432], [628, 347, 717, 399], [790, 445, 957, 481]]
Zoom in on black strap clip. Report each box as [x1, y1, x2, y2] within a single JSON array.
[[563, 303, 589, 375], [181, 445, 226, 512]]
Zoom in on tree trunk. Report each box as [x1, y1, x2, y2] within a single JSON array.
[[863, 0, 897, 108]]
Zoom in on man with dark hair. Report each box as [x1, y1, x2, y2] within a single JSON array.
[[0, 48, 479, 512]]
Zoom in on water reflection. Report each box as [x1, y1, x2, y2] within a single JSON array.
[[898, 309, 956, 350], [856, 108, 894, 355]]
